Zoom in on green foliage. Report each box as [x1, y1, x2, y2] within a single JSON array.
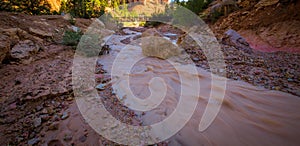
[[144, 4, 173, 27], [174, 0, 212, 15], [62, 30, 83, 46], [0, 0, 51, 15], [210, 10, 223, 23], [60, 0, 107, 18]]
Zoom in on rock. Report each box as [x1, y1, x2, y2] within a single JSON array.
[[0, 28, 20, 45], [141, 28, 181, 59], [141, 28, 163, 38], [41, 108, 48, 114], [0, 35, 10, 63], [36, 105, 43, 111], [255, 0, 279, 8], [61, 111, 69, 120], [96, 83, 106, 90], [48, 122, 59, 130], [222, 29, 253, 54], [28, 138, 39, 145], [79, 135, 87, 143], [29, 27, 53, 37], [33, 117, 42, 127], [192, 57, 200, 62], [63, 133, 73, 141], [10, 40, 40, 60], [1, 28, 43, 44], [71, 26, 80, 32], [120, 37, 131, 44], [40, 114, 50, 122]]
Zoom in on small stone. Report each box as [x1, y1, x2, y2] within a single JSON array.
[[287, 78, 293, 82], [79, 135, 87, 143], [64, 133, 73, 141], [53, 114, 60, 121], [192, 57, 200, 61], [48, 122, 59, 131], [41, 108, 48, 114], [95, 83, 106, 90], [33, 117, 42, 127], [61, 111, 69, 120], [40, 114, 50, 122], [28, 138, 39, 145], [120, 37, 131, 44], [36, 105, 43, 111]]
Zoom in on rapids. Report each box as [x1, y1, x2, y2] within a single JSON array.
[[97, 28, 300, 145]]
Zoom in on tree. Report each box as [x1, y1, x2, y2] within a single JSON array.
[[60, 0, 108, 18], [0, 0, 51, 15], [174, 0, 211, 15]]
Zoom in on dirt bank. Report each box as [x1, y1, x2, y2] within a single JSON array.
[[212, 0, 300, 52]]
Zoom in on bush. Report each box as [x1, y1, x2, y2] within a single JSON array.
[[210, 10, 223, 23], [62, 30, 83, 46]]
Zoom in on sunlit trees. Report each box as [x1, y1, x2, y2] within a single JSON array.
[[174, 0, 212, 15], [0, 0, 51, 15]]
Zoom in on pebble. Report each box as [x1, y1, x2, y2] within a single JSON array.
[[33, 117, 42, 127], [48, 122, 59, 131], [192, 57, 200, 61], [79, 135, 87, 143], [28, 138, 39, 145], [61, 111, 69, 120], [36, 105, 43, 111], [63, 133, 73, 141], [40, 114, 50, 121], [95, 83, 106, 90]]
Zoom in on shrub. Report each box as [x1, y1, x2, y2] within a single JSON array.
[[62, 30, 83, 46]]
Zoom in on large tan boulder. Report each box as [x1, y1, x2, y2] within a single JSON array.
[[141, 28, 181, 59]]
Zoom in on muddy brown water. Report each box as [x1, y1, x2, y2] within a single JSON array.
[[87, 28, 300, 145]]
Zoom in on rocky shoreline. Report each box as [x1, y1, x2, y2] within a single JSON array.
[[154, 25, 300, 97]]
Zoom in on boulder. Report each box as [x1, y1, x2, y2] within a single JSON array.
[[141, 28, 181, 59], [222, 29, 253, 54], [141, 28, 163, 37], [10, 40, 40, 60], [29, 27, 53, 37], [1, 28, 43, 44], [0, 28, 45, 64]]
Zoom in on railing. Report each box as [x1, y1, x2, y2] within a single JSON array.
[[113, 16, 151, 22]]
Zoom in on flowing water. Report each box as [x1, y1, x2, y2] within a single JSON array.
[[97, 28, 300, 145]]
